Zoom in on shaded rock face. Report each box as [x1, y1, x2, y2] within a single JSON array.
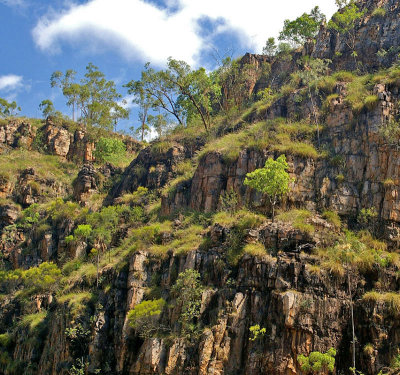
[[73, 163, 99, 204], [5, 222, 399, 375], [0, 204, 19, 230], [163, 82, 400, 241], [312, 0, 400, 71], [12, 168, 69, 207], [108, 144, 185, 201]]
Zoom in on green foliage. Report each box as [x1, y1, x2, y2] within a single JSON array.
[[22, 262, 62, 293], [318, 231, 398, 277], [0, 98, 21, 118], [279, 6, 325, 46], [371, 7, 386, 18], [328, 2, 365, 63], [94, 137, 127, 164], [171, 269, 204, 337], [74, 224, 92, 239], [58, 292, 93, 317], [19, 312, 47, 333], [262, 37, 277, 56], [363, 291, 400, 316], [219, 189, 239, 215], [378, 120, 400, 144], [38, 100, 60, 118], [0, 333, 12, 348], [127, 298, 166, 338], [249, 324, 266, 341], [244, 155, 292, 220], [51, 64, 129, 129], [297, 348, 336, 374]]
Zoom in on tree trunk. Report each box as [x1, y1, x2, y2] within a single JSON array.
[[348, 269, 356, 370]]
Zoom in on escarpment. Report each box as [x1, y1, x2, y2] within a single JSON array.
[[2, 1, 400, 374]]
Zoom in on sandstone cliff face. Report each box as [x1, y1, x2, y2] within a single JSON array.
[[2, 220, 398, 375], [312, 0, 400, 71], [161, 80, 400, 245]]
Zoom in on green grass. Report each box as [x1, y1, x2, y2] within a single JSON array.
[[243, 243, 269, 257], [276, 209, 315, 234], [19, 312, 47, 333], [213, 209, 265, 229], [363, 291, 400, 315], [371, 7, 386, 17], [318, 231, 399, 277], [322, 210, 341, 229], [58, 291, 94, 317], [197, 119, 320, 164], [0, 148, 78, 186]]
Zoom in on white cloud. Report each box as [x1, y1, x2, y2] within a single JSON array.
[[33, 0, 337, 66], [144, 126, 158, 142], [0, 75, 23, 92]]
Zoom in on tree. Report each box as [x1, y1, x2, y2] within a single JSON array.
[[39, 99, 58, 118], [0, 98, 20, 118], [51, 64, 129, 130], [296, 57, 331, 146], [297, 348, 336, 374], [127, 298, 166, 338], [94, 137, 126, 164], [124, 80, 152, 141], [171, 269, 203, 337], [51, 69, 80, 121], [328, 1, 365, 68], [263, 37, 277, 56], [279, 6, 326, 47], [244, 154, 292, 222]]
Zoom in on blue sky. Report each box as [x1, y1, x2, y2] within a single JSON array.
[[0, 0, 337, 134]]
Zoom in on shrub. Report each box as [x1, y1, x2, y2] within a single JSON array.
[[372, 7, 386, 17], [94, 137, 127, 164], [127, 298, 166, 338], [249, 324, 266, 341], [297, 348, 336, 374], [171, 269, 203, 337], [23, 262, 62, 293]]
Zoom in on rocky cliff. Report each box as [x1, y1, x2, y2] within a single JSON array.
[[1, 1, 400, 375]]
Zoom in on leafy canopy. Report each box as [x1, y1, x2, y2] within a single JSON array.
[[244, 154, 291, 201], [297, 348, 336, 374], [0, 97, 20, 118], [279, 6, 325, 46], [94, 137, 127, 164], [51, 64, 129, 130]]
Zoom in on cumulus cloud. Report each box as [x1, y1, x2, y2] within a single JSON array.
[[33, 0, 337, 66], [0, 75, 24, 92]]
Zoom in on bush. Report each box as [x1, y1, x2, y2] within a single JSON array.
[[372, 7, 386, 17], [297, 348, 336, 374], [94, 137, 127, 164], [127, 298, 166, 338]]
